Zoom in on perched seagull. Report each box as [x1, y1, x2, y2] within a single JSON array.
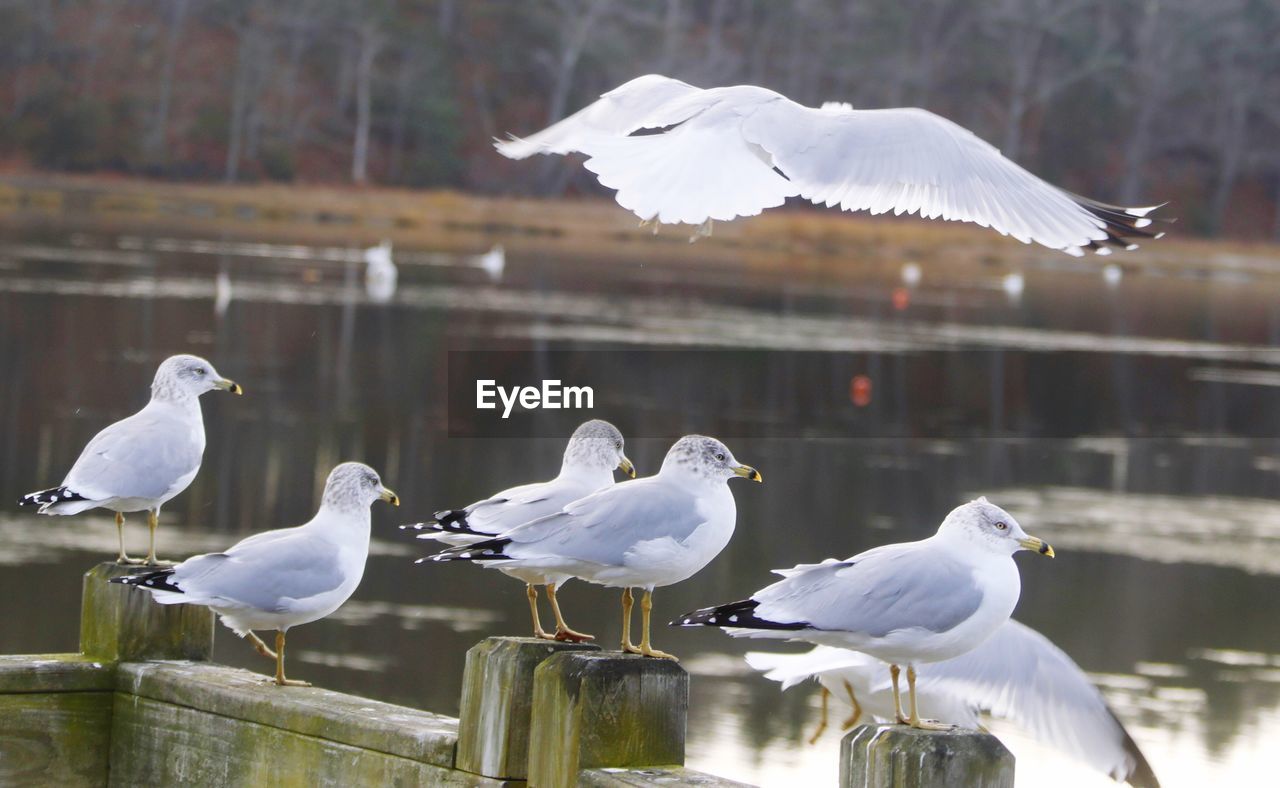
[[111, 462, 399, 686], [496, 74, 1166, 255], [746, 619, 1160, 787], [674, 498, 1054, 728], [431, 435, 761, 660], [364, 239, 397, 303], [18, 354, 242, 565], [404, 419, 635, 641]]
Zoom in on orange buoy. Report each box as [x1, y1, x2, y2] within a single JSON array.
[[851, 375, 872, 407]]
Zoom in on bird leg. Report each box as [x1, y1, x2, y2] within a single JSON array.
[[245, 631, 277, 660], [906, 664, 954, 730], [143, 509, 167, 566], [638, 590, 676, 660], [273, 631, 311, 687], [890, 664, 907, 724], [114, 512, 142, 564], [689, 218, 714, 243], [620, 588, 641, 654], [546, 582, 594, 642], [527, 584, 556, 640], [808, 686, 830, 744], [840, 678, 863, 730], [639, 217, 661, 235]]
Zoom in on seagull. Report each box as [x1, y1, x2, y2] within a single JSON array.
[[18, 354, 242, 565], [430, 435, 761, 660], [110, 462, 399, 686], [496, 74, 1166, 256], [364, 239, 397, 303], [404, 419, 635, 641], [745, 620, 1161, 787], [674, 497, 1054, 728], [474, 244, 506, 282]]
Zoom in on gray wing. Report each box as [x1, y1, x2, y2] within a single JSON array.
[[463, 478, 595, 537], [911, 620, 1160, 786], [742, 101, 1158, 256], [754, 543, 983, 637], [63, 409, 202, 501], [173, 529, 345, 613], [494, 74, 703, 159], [503, 478, 706, 566]]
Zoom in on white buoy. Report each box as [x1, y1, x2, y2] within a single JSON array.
[[1103, 263, 1122, 287], [364, 239, 397, 303], [214, 269, 233, 318], [475, 244, 505, 282], [901, 261, 922, 287], [1001, 272, 1025, 302]]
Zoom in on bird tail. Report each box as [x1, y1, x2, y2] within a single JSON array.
[[671, 598, 809, 630], [18, 486, 89, 512], [109, 568, 183, 595], [419, 536, 514, 564]]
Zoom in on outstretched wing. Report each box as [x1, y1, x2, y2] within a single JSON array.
[[494, 74, 704, 159]]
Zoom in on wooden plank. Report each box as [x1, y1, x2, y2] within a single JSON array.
[[0, 692, 112, 787], [0, 655, 115, 694], [81, 563, 214, 662], [116, 661, 459, 768], [527, 652, 688, 787], [107, 694, 509, 788], [456, 636, 600, 779], [581, 767, 755, 787], [840, 724, 1014, 788]]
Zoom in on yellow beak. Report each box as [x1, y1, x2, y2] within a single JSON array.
[[618, 456, 637, 478], [379, 487, 401, 506], [216, 378, 243, 395], [1018, 536, 1055, 557], [732, 464, 763, 483]]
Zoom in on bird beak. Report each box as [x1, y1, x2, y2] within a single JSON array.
[[618, 455, 637, 478], [1018, 536, 1055, 557], [215, 378, 243, 395], [379, 487, 400, 506], [732, 464, 763, 483]]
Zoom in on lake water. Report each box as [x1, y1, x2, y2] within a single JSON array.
[[1, 225, 1278, 787]]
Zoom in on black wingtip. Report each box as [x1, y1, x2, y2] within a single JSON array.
[[670, 598, 809, 630], [110, 568, 182, 594], [433, 537, 513, 562], [18, 486, 86, 507]]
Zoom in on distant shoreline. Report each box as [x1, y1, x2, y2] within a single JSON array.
[[2, 173, 1278, 282]]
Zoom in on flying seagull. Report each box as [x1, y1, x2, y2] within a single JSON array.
[[431, 435, 761, 660], [746, 619, 1160, 787], [404, 419, 635, 641], [496, 74, 1166, 256], [675, 498, 1054, 728], [111, 462, 399, 686], [19, 354, 242, 565]]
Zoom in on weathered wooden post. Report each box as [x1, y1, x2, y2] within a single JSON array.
[[455, 636, 601, 779], [526, 652, 688, 787], [79, 562, 214, 661], [840, 724, 1015, 788]]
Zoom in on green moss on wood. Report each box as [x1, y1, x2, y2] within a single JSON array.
[[840, 724, 1015, 788], [80, 562, 214, 662], [0, 691, 113, 785]]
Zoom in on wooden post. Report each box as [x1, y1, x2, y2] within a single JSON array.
[[455, 636, 600, 779], [80, 562, 214, 662], [527, 652, 688, 788], [840, 724, 1015, 788]]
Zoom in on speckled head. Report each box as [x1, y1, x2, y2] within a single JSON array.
[[659, 435, 761, 485], [938, 497, 1054, 558], [562, 419, 635, 478], [151, 354, 242, 401], [321, 462, 400, 512]]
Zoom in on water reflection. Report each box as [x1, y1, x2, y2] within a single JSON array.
[[1, 227, 1278, 786]]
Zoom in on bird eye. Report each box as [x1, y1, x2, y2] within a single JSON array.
[[615, 441, 622, 449], [994, 521, 1007, 531], [715, 453, 726, 462], [195, 368, 206, 376]]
